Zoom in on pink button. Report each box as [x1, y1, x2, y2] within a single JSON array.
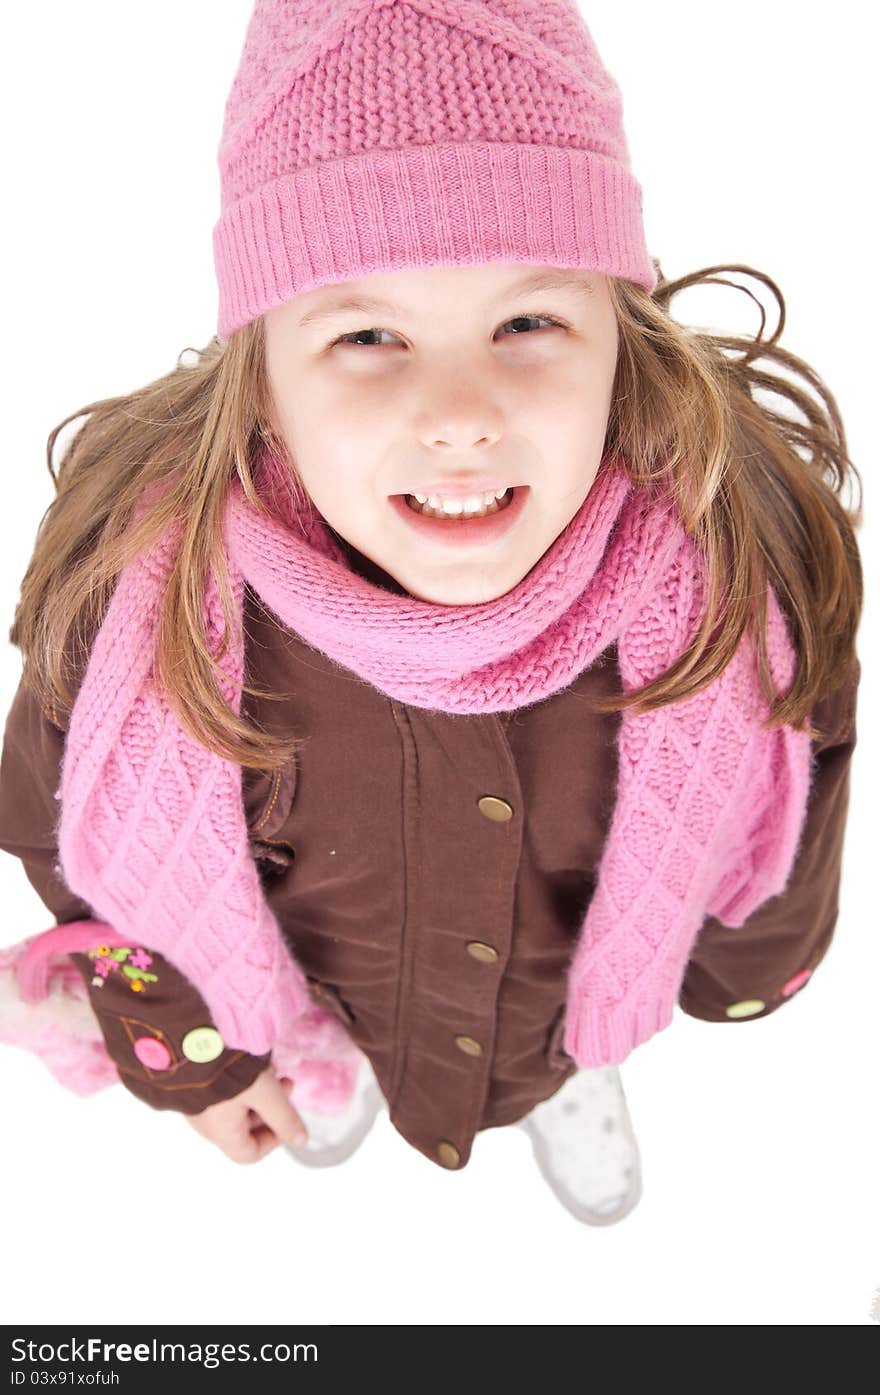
[[781, 968, 813, 997], [133, 1036, 172, 1070]]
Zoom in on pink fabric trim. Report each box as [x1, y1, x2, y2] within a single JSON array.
[[16, 920, 132, 1004]]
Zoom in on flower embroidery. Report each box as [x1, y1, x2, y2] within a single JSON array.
[[92, 956, 120, 978], [86, 945, 159, 993]]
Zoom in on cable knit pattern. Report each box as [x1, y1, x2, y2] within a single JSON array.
[[50, 445, 814, 1068], [562, 530, 814, 1064], [212, 1, 656, 339]]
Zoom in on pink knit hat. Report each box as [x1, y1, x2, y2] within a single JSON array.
[[212, 0, 657, 339]]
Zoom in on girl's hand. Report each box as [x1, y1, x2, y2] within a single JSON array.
[[184, 1067, 308, 1164]]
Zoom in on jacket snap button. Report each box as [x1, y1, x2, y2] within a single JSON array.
[[436, 1140, 461, 1168], [477, 796, 513, 822], [133, 1036, 172, 1071], [181, 1026, 224, 1063], [466, 941, 499, 963], [454, 1034, 483, 1056]]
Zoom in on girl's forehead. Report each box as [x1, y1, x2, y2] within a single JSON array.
[[284, 263, 604, 324]]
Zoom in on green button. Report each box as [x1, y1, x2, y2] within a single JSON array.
[[181, 1026, 224, 1063], [725, 999, 765, 1019]]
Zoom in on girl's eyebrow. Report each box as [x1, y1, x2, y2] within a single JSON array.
[[297, 270, 596, 328]]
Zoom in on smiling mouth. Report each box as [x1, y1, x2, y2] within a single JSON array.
[[402, 487, 515, 520]]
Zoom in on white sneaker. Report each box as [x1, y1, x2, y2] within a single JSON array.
[[284, 1055, 385, 1168], [517, 1065, 642, 1225]]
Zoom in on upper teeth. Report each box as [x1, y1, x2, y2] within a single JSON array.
[[411, 488, 509, 515]]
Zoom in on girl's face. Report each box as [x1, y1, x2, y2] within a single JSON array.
[[263, 261, 619, 605]]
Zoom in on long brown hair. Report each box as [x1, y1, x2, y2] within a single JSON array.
[[8, 261, 864, 771]]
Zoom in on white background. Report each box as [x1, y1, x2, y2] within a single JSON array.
[[0, 2, 876, 1328]]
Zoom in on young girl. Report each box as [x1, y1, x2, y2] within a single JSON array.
[[0, 0, 862, 1229]]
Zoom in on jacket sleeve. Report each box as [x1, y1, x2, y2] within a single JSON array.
[[65, 944, 271, 1115], [0, 661, 271, 1114], [678, 655, 860, 1022]]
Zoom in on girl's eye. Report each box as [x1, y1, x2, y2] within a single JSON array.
[[327, 313, 567, 349]]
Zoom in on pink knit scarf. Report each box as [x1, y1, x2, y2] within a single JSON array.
[[48, 446, 812, 1071]]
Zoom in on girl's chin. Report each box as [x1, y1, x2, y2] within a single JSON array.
[[399, 562, 530, 610]]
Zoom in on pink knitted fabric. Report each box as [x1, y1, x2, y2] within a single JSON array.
[[46, 445, 813, 1071], [212, 0, 657, 339]]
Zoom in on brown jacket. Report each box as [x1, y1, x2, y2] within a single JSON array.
[[0, 564, 861, 1171]]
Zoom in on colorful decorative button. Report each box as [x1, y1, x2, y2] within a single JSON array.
[[725, 998, 766, 1018], [181, 1026, 224, 1063], [781, 968, 813, 997], [133, 1036, 172, 1070]]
